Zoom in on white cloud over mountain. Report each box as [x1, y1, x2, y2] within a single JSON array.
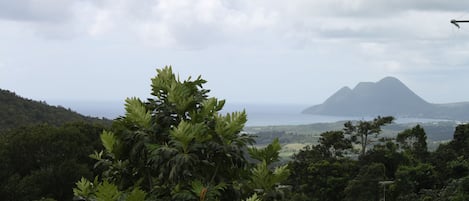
[[1, 0, 469, 104]]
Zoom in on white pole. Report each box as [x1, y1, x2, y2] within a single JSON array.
[[383, 184, 386, 201]]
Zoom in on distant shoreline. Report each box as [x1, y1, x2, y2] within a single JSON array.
[[47, 100, 452, 127]]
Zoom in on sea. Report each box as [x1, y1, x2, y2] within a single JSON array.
[[53, 101, 449, 127]]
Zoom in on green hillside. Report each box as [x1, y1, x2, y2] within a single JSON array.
[[0, 89, 110, 132]]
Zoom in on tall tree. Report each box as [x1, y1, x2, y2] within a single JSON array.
[[396, 125, 428, 161], [344, 163, 384, 201], [318, 131, 352, 158], [287, 131, 356, 201], [394, 163, 437, 199], [451, 123, 469, 158], [343, 116, 394, 157], [76, 66, 288, 201]]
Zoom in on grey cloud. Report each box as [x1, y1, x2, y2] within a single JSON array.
[[380, 0, 469, 12], [125, 0, 281, 49], [297, 0, 469, 18], [1, 0, 467, 49], [0, 0, 75, 22], [317, 27, 396, 40]]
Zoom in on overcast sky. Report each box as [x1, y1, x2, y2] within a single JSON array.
[[1, 0, 469, 107]]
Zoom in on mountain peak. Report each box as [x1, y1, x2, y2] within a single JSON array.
[[379, 76, 401, 83], [303, 77, 469, 120], [302, 77, 432, 117]]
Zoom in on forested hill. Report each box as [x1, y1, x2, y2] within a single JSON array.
[[0, 89, 110, 132], [303, 77, 469, 120]]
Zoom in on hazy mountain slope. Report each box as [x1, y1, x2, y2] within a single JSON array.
[[0, 89, 110, 132], [302, 77, 469, 120]]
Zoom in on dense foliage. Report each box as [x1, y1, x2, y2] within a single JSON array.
[[287, 120, 469, 201], [0, 122, 106, 201], [73, 67, 289, 201], [0, 89, 110, 133], [1, 67, 468, 201]]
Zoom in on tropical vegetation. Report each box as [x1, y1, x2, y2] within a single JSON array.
[[0, 66, 468, 201]]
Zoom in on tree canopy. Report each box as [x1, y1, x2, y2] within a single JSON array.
[[288, 123, 469, 201], [73, 66, 289, 201], [0, 122, 106, 201], [2, 66, 468, 201]]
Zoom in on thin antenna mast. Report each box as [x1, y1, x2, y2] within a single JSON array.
[[451, 19, 469, 28]]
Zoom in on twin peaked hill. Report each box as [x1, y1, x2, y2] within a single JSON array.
[[302, 77, 469, 121]]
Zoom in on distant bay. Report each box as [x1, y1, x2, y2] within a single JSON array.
[[222, 103, 358, 126], [222, 103, 450, 126], [52, 101, 451, 126]]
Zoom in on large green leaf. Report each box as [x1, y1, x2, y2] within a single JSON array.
[[101, 131, 117, 154], [151, 66, 176, 98], [248, 138, 281, 165], [95, 181, 121, 201], [125, 187, 146, 201], [73, 177, 94, 199], [215, 111, 247, 145], [124, 97, 151, 129], [244, 193, 261, 201]]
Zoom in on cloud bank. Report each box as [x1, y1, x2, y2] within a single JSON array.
[[1, 0, 469, 104]]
